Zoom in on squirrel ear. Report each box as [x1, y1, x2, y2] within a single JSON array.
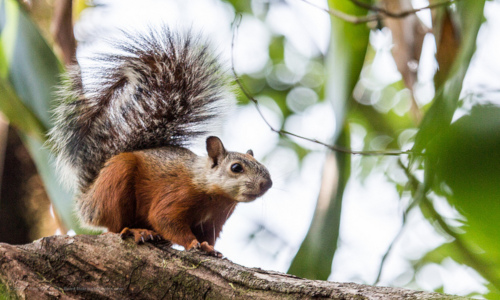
[[246, 149, 254, 157], [206, 136, 227, 167]]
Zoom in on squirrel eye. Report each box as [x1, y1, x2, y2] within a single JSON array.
[[230, 163, 244, 173]]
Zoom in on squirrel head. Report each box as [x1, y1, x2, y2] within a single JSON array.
[[203, 136, 272, 202]]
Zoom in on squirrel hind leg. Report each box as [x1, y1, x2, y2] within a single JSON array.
[[80, 152, 139, 232], [119, 227, 164, 244]]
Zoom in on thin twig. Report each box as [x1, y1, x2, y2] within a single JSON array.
[[299, 0, 457, 24], [298, 0, 379, 24], [230, 15, 412, 156], [373, 160, 423, 285], [373, 215, 406, 285]]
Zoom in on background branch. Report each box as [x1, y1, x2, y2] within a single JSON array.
[[350, 0, 457, 19], [299, 0, 457, 24], [51, 0, 76, 65]]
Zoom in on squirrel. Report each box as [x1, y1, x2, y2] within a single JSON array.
[[48, 27, 272, 257]]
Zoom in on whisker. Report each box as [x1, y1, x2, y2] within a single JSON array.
[[213, 220, 215, 242], [225, 202, 237, 221]]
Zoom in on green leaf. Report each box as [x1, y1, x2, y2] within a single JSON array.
[[288, 0, 371, 280], [424, 105, 500, 294], [0, 0, 63, 128], [0, 76, 45, 141], [0, 0, 86, 233], [20, 135, 77, 232]]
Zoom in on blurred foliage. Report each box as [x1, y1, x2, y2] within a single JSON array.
[[409, 0, 500, 298], [0, 0, 499, 297], [420, 104, 500, 297], [223, 0, 253, 14], [228, 0, 497, 297], [0, 0, 88, 233]]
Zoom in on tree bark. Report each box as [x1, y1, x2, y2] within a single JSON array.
[[0, 234, 464, 299]]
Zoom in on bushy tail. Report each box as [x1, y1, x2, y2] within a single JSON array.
[[48, 27, 232, 192]]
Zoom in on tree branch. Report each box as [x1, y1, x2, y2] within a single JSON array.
[[0, 234, 466, 299], [298, 0, 457, 24]]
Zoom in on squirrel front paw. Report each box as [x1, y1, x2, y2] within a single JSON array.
[[119, 227, 163, 244], [187, 240, 223, 258], [200, 241, 223, 258]]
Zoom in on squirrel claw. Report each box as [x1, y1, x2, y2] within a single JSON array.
[[187, 241, 221, 257], [200, 241, 223, 258], [119, 227, 162, 244], [187, 240, 201, 251], [119, 228, 132, 239], [209, 250, 223, 258]]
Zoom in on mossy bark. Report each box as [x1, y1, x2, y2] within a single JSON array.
[[0, 234, 464, 299]]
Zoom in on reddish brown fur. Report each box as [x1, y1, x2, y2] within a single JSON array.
[[82, 153, 139, 232], [87, 151, 237, 251]]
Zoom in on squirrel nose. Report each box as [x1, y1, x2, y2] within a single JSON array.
[[259, 178, 273, 193]]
